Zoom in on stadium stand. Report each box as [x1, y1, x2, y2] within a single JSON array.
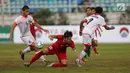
[[0, 0, 130, 25], [0, 0, 130, 13]]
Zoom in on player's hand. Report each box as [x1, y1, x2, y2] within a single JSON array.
[[79, 31, 82, 36], [43, 29, 49, 33], [111, 26, 115, 30], [9, 35, 12, 40], [49, 35, 53, 41]]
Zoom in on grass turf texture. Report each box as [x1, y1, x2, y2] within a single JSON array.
[[0, 43, 130, 73]]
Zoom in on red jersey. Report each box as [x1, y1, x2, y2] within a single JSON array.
[[52, 35, 75, 52], [30, 18, 37, 39]]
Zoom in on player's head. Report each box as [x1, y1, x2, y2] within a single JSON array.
[[63, 30, 73, 42], [91, 7, 96, 14], [85, 7, 92, 16], [22, 5, 30, 16], [95, 7, 103, 14]]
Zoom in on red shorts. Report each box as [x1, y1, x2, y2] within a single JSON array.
[[47, 45, 67, 61]]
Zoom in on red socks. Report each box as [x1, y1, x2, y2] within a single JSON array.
[[52, 63, 67, 67], [30, 51, 44, 64], [93, 47, 98, 54]]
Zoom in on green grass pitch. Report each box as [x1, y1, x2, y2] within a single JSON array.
[[0, 43, 130, 73]]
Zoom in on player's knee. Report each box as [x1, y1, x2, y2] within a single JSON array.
[[61, 59, 67, 64], [29, 46, 34, 51], [92, 43, 98, 47], [84, 45, 91, 52], [92, 40, 98, 46], [94, 43, 98, 46], [94, 41, 98, 46], [42, 48, 49, 54]]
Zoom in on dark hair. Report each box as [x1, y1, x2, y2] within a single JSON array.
[[91, 7, 95, 10], [85, 7, 91, 12], [95, 7, 103, 14], [64, 30, 73, 37], [22, 5, 29, 11]]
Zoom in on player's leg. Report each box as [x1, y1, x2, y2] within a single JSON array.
[[25, 45, 55, 67], [19, 46, 32, 61], [21, 35, 47, 63], [46, 52, 67, 67], [30, 34, 48, 62], [80, 34, 92, 58], [30, 44, 47, 62], [47, 59, 67, 67], [76, 34, 92, 67], [92, 39, 99, 55], [29, 49, 49, 64], [35, 51, 46, 63], [20, 36, 34, 61]]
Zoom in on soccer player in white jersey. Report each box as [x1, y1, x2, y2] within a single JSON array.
[[84, 7, 100, 56], [9, 6, 49, 64], [76, 7, 115, 67], [90, 7, 100, 55]]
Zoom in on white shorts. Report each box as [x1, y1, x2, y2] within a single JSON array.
[[21, 35, 35, 45], [82, 34, 92, 45]]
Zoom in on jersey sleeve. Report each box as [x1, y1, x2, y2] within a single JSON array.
[[14, 17, 20, 25], [100, 17, 107, 27], [69, 41, 76, 50]]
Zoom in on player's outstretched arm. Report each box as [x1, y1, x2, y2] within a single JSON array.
[[104, 25, 115, 30], [33, 22, 49, 33], [79, 19, 87, 36], [9, 23, 17, 40]]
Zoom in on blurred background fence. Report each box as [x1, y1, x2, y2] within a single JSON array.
[[0, 0, 130, 26]]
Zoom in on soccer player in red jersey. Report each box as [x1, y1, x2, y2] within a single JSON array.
[[24, 31, 84, 67]]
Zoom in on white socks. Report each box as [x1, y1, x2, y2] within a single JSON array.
[[22, 47, 46, 62], [40, 56, 46, 62], [22, 47, 31, 54]]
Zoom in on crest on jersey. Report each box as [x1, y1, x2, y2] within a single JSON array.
[[119, 27, 129, 38]]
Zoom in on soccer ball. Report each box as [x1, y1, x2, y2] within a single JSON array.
[[36, 41, 44, 49]]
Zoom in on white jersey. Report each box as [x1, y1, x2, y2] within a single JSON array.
[[82, 14, 106, 36], [14, 15, 34, 36]]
